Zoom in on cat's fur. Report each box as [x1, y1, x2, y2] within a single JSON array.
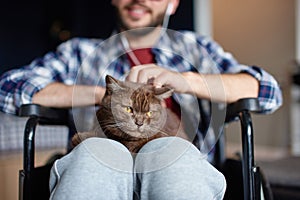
[[71, 75, 188, 153]]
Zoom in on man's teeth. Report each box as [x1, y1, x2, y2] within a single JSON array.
[[132, 9, 144, 14]]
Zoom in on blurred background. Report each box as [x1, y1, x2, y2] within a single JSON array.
[[0, 0, 299, 199]]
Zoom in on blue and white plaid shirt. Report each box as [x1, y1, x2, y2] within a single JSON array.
[[0, 30, 282, 154]]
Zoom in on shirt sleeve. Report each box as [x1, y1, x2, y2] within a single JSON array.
[[198, 36, 283, 114], [0, 38, 87, 114]]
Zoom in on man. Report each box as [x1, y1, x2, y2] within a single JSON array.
[[0, 0, 282, 199]]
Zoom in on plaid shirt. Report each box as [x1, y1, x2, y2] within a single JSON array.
[[0, 30, 282, 153]]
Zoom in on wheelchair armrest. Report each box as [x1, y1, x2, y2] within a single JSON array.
[[225, 98, 261, 122], [224, 98, 262, 200], [18, 104, 70, 200], [18, 104, 69, 125]]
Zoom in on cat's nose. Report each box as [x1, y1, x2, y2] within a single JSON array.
[[135, 120, 143, 127]]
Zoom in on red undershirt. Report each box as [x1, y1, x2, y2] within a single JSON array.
[[127, 48, 181, 118]]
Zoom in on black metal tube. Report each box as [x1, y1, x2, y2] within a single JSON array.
[[240, 111, 255, 200], [23, 116, 38, 200]]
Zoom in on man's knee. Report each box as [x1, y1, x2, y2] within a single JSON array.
[[70, 137, 133, 172], [135, 137, 199, 173]]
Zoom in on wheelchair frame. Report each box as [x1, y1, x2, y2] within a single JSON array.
[[18, 98, 262, 200]]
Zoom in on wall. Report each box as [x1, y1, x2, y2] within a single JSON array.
[[212, 0, 295, 150]]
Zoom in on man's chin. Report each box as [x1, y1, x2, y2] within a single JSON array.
[[125, 26, 158, 36]]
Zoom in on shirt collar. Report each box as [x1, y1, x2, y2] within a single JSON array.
[[107, 29, 174, 59]]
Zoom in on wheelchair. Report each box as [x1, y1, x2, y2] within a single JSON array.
[[18, 98, 271, 200]]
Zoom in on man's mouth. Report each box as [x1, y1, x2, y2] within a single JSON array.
[[126, 5, 150, 19]]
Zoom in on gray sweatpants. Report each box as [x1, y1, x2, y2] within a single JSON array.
[[49, 137, 226, 200]]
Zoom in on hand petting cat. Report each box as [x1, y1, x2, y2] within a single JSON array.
[[126, 63, 260, 103], [126, 64, 193, 94]]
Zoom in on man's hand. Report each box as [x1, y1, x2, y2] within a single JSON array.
[[126, 64, 191, 93], [125, 64, 259, 103]]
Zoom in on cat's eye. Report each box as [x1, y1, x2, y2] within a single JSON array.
[[146, 111, 153, 117], [125, 106, 133, 113]]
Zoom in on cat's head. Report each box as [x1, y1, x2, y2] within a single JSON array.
[[100, 75, 174, 138]]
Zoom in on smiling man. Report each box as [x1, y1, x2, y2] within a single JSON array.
[[0, 0, 282, 199]]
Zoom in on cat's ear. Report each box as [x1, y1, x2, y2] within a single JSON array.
[[154, 86, 174, 100], [105, 75, 119, 85], [105, 75, 124, 93]]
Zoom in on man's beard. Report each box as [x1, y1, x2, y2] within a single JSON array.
[[115, 7, 165, 36], [124, 27, 160, 37]]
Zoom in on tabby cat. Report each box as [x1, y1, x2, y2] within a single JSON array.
[[71, 75, 188, 153]]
